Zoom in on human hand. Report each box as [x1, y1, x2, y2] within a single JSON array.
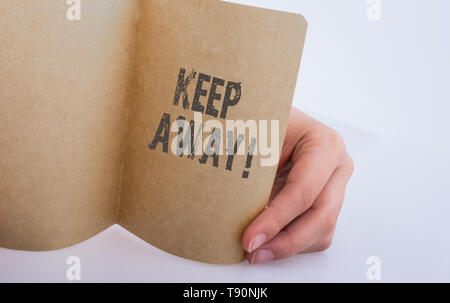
[[243, 107, 354, 264]]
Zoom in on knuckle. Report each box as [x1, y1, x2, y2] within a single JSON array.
[[320, 213, 337, 235], [342, 153, 355, 176], [307, 126, 346, 153], [317, 236, 334, 252], [291, 183, 315, 208], [268, 206, 287, 234], [323, 127, 345, 150], [285, 239, 298, 256]]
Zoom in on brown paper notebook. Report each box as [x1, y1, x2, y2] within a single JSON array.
[[0, 0, 307, 264]]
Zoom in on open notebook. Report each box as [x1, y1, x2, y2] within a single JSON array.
[[0, 0, 307, 264]]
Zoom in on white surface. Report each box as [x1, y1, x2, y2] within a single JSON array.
[[1, 0, 449, 282]]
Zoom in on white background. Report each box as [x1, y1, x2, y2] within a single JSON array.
[[1, 0, 449, 282]]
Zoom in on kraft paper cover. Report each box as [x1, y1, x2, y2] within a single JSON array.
[[0, 0, 137, 250], [0, 0, 307, 264]]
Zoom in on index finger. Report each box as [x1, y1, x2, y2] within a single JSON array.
[[242, 139, 339, 253]]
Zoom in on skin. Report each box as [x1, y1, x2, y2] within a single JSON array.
[[243, 107, 354, 264]]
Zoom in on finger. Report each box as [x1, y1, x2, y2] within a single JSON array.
[[243, 142, 339, 253], [278, 108, 324, 167], [268, 162, 293, 203], [247, 166, 351, 263], [303, 232, 335, 253]]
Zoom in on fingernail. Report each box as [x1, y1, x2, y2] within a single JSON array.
[[248, 234, 267, 252], [251, 249, 274, 264]]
